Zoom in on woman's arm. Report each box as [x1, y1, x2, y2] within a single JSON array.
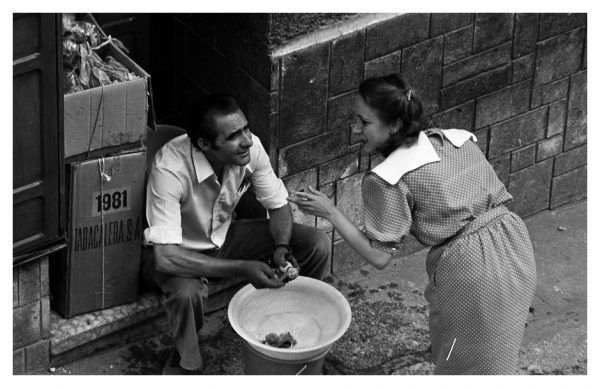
[[288, 187, 393, 270], [328, 207, 393, 270]]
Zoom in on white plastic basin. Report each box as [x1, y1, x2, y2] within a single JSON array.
[[228, 276, 352, 361]]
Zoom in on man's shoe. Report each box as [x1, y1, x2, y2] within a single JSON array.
[[162, 349, 203, 375]]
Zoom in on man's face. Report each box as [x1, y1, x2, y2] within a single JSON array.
[[202, 109, 253, 167]]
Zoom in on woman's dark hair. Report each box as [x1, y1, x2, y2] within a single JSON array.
[[359, 73, 429, 156], [186, 93, 241, 150]]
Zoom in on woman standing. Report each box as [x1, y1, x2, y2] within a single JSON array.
[[288, 73, 537, 374]]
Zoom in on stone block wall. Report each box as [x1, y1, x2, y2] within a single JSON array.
[[165, 13, 587, 276], [13, 257, 51, 374]]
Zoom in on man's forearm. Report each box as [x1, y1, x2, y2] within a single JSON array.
[[154, 244, 248, 278], [268, 204, 293, 246]]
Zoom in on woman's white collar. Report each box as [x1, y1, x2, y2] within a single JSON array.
[[371, 129, 477, 185]]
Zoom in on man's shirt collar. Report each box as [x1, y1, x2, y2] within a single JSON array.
[[191, 144, 218, 183]]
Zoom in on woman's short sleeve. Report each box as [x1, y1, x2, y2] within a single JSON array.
[[362, 173, 413, 254]]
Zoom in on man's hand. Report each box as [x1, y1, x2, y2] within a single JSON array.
[[242, 261, 285, 289], [273, 246, 299, 269]]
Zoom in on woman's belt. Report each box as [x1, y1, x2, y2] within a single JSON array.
[[452, 204, 510, 242], [426, 204, 511, 277]]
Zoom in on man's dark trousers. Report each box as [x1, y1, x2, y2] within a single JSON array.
[[142, 219, 331, 370]]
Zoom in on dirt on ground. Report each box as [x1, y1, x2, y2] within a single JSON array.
[[324, 278, 433, 375]]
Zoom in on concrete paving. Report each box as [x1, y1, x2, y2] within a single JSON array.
[[36, 200, 587, 375]]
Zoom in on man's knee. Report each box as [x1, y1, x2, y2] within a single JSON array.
[[165, 277, 208, 307], [310, 228, 332, 258], [304, 228, 331, 279]]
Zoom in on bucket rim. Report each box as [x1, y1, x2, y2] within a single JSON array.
[[227, 276, 351, 360]]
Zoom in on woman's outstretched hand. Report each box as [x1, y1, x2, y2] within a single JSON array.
[[287, 186, 336, 220]]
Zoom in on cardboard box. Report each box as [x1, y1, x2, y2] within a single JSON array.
[[50, 151, 146, 318], [63, 42, 154, 159]]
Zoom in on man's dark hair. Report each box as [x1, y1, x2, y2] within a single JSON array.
[[186, 93, 241, 150]]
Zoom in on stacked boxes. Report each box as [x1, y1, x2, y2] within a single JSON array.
[[51, 21, 154, 318]]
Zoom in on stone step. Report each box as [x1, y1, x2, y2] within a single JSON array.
[[49, 277, 246, 366]]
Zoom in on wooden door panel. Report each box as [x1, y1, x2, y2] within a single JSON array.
[[13, 70, 43, 188], [13, 13, 40, 60], [13, 13, 62, 256], [13, 198, 45, 249]]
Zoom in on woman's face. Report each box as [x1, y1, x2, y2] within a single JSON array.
[[353, 95, 395, 154]]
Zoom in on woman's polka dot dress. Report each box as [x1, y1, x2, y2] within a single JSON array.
[[362, 129, 537, 375]]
